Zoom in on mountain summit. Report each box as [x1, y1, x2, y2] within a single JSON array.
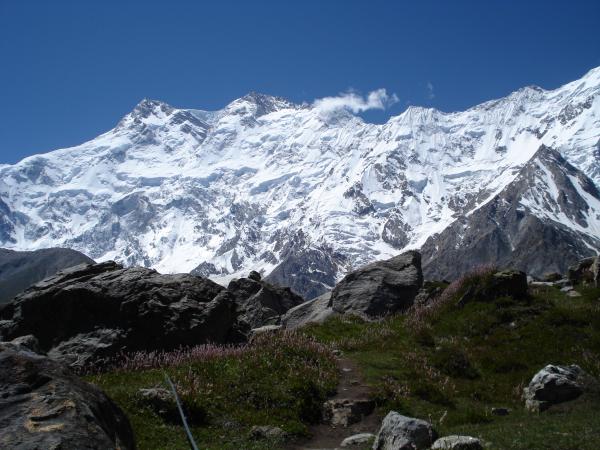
[[1, 67, 599, 297]]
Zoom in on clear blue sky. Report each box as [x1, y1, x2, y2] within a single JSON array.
[[1, 0, 598, 164]]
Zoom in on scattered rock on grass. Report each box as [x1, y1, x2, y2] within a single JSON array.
[[250, 425, 286, 440], [372, 411, 437, 450], [523, 364, 585, 412], [341, 432, 375, 447], [322, 398, 375, 427], [137, 388, 177, 421], [568, 256, 599, 286], [431, 435, 483, 450], [491, 407, 510, 416]]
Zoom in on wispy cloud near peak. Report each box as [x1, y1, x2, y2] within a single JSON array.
[[313, 88, 399, 114]]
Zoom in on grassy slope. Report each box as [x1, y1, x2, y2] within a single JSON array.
[[303, 282, 600, 450], [86, 277, 600, 450], [86, 332, 338, 450]]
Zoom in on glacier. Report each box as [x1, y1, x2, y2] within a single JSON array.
[[1, 67, 599, 297]]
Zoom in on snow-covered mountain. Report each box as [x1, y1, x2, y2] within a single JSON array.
[[1, 67, 599, 298]]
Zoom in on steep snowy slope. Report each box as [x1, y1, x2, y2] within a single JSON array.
[[1, 67, 599, 297], [421, 145, 600, 279]]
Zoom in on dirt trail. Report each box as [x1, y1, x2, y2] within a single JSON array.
[[286, 356, 380, 450]]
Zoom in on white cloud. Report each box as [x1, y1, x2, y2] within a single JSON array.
[[313, 88, 399, 114], [426, 81, 435, 100]]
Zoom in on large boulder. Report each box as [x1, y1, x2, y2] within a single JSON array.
[[372, 411, 437, 450], [225, 274, 305, 330], [282, 292, 336, 329], [0, 261, 236, 369], [330, 251, 423, 319], [0, 247, 94, 305], [0, 342, 135, 449], [523, 364, 586, 412], [568, 256, 599, 286]]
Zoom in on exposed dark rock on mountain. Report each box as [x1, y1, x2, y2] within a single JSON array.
[[422, 146, 600, 281], [0, 262, 233, 369], [329, 251, 423, 319], [0, 342, 135, 449], [265, 241, 346, 300], [0, 247, 94, 304]]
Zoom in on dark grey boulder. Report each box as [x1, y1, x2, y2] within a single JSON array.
[[0, 247, 94, 304], [330, 251, 423, 319], [568, 256, 599, 286], [0, 261, 236, 370], [523, 364, 586, 412], [372, 411, 437, 450], [0, 342, 135, 449], [225, 275, 305, 331], [282, 292, 336, 329]]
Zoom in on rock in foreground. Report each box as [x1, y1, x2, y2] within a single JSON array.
[[523, 364, 587, 412], [0, 262, 235, 369], [0, 342, 135, 449], [431, 435, 483, 450], [372, 411, 437, 450], [330, 251, 423, 319]]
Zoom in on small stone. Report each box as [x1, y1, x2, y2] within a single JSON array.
[[560, 286, 574, 292], [567, 290, 582, 298], [350, 379, 361, 386], [249, 425, 286, 440], [137, 388, 176, 419], [431, 435, 483, 450], [322, 398, 375, 427], [340, 432, 375, 447], [491, 407, 510, 416]]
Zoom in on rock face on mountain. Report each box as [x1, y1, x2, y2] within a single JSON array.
[[422, 146, 600, 281], [0, 247, 94, 304], [0, 262, 301, 369], [0, 342, 135, 449], [1, 69, 599, 296], [329, 251, 423, 319]]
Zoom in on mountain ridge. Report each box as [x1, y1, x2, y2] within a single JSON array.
[[1, 67, 599, 297]]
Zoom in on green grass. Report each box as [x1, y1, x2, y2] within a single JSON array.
[[303, 281, 600, 450], [86, 332, 338, 450]]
